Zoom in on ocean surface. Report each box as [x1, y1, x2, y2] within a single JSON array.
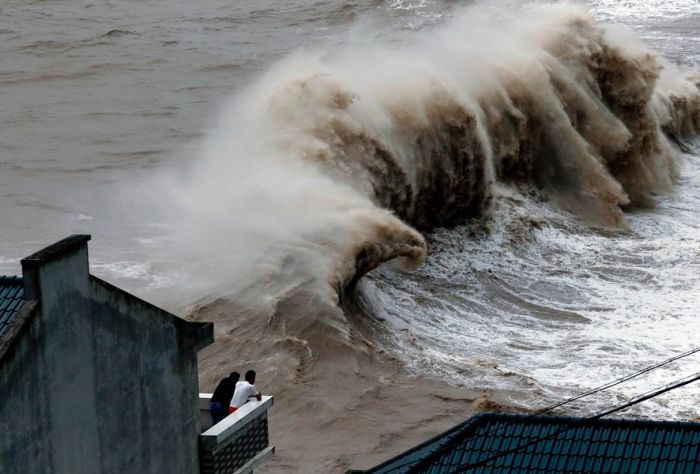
[[1, 0, 699, 421]]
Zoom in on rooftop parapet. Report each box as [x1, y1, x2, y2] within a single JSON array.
[[198, 394, 274, 474]]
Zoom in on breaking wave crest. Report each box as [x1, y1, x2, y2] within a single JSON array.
[[176, 5, 700, 326]]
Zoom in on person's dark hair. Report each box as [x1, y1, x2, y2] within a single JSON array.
[[230, 371, 240, 382], [245, 370, 256, 383]]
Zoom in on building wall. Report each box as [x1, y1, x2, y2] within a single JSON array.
[[90, 277, 200, 473], [0, 302, 54, 473], [0, 241, 202, 473]]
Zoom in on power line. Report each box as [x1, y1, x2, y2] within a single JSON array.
[[446, 370, 700, 474], [377, 346, 700, 473], [516, 345, 700, 417]]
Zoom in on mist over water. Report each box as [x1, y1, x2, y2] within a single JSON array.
[[2, 0, 699, 421]]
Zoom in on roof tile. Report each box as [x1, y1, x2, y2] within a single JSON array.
[[0, 276, 25, 337], [366, 413, 700, 473]]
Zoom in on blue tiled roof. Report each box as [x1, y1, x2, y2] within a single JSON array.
[[0, 276, 24, 337], [364, 413, 700, 474]]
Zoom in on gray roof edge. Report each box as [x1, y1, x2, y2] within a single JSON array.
[[358, 413, 484, 473], [21, 234, 91, 269], [0, 300, 39, 364], [90, 276, 213, 351], [0, 275, 23, 283], [467, 412, 700, 430]]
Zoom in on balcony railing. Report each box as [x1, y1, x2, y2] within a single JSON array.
[[198, 393, 274, 474]]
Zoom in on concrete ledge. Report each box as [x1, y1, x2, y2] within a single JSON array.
[[199, 393, 214, 432], [21, 235, 91, 268], [200, 393, 213, 409], [201, 396, 274, 445]]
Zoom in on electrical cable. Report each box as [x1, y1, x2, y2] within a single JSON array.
[[446, 370, 700, 474], [377, 346, 700, 473]]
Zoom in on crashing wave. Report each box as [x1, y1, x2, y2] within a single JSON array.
[[177, 6, 700, 312]]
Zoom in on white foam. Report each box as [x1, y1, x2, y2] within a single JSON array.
[[585, 0, 699, 21], [369, 149, 700, 419], [91, 261, 150, 280]]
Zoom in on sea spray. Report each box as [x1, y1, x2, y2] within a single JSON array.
[[167, 5, 700, 328]]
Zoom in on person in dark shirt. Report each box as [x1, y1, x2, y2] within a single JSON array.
[[209, 371, 240, 425]]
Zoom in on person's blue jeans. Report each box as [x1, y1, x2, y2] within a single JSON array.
[[210, 401, 227, 425]]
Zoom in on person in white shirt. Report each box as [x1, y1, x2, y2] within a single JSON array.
[[229, 369, 262, 413]]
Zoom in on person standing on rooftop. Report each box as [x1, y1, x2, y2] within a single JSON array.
[[210, 371, 240, 425], [229, 369, 262, 413]]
